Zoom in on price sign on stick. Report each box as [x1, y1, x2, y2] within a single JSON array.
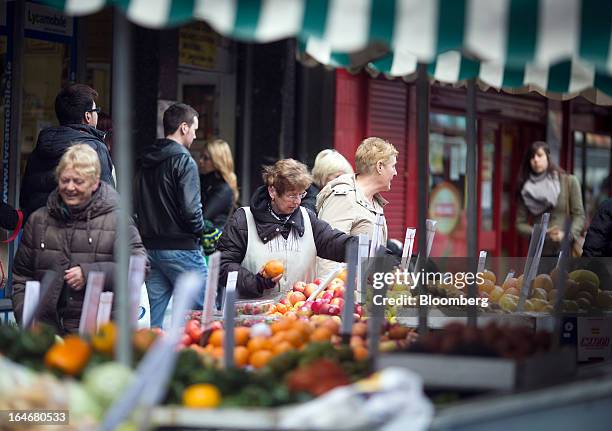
[[517, 223, 542, 311], [100, 272, 204, 431], [341, 243, 358, 340], [554, 218, 573, 315], [24, 271, 57, 330], [367, 247, 392, 368], [503, 270, 516, 285], [518, 213, 550, 311], [426, 219, 438, 257], [223, 271, 238, 369], [97, 292, 114, 331], [357, 234, 369, 303], [477, 251, 488, 274], [22, 281, 40, 329], [201, 252, 221, 330], [128, 255, 147, 328], [401, 228, 416, 271], [78, 272, 105, 336]]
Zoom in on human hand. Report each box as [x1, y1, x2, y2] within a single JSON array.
[[64, 266, 85, 290]]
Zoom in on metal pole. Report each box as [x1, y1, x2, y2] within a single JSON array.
[[112, 8, 133, 366], [240, 45, 253, 205], [416, 63, 429, 335], [466, 79, 478, 326]]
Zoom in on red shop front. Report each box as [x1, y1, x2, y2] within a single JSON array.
[[332, 69, 554, 258]]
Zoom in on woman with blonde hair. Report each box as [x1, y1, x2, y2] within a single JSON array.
[[199, 139, 239, 228], [218, 159, 356, 299], [316, 137, 398, 277], [12, 144, 146, 334], [302, 149, 354, 213]]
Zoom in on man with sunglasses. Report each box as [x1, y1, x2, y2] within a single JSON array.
[[20, 84, 115, 220]]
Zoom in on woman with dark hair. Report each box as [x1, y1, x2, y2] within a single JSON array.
[[516, 141, 585, 257]]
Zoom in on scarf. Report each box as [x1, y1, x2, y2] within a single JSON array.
[[521, 171, 561, 216]]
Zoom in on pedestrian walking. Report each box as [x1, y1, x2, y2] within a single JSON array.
[[20, 84, 115, 220], [134, 103, 208, 328]]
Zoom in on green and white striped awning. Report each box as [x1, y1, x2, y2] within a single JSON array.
[[44, 0, 612, 98]]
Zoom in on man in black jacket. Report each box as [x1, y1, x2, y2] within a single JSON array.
[[134, 103, 207, 327], [20, 84, 115, 220]]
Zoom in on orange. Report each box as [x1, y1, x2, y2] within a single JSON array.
[[182, 383, 221, 408], [212, 347, 224, 360], [208, 329, 224, 347], [234, 346, 250, 367], [283, 329, 304, 348], [291, 320, 312, 337], [269, 332, 286, 346], [234, 327, 251, 346], [247, 336, 271, 353], [249, 350, 273, 368], [273, 340, 294, 355], [353, 346, 369, 361], [310, 327, 333, 342], [262, 260, 284, 278], [270, 318, 292, 334]]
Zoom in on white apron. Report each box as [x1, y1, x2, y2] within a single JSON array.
[[241, 207, 316, 300]]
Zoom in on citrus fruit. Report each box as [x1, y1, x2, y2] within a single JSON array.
[[249, 350, 273, 368], [208, 329, 224, 347], [182, 383, 222, 408], [352, 346, 369, 361], [310, 327, 332, 342], [273, 341, 294, 355], [262, 260, 284, 278], [234, 327, 250, 346], [247, 336, 271, 353], [234, 346, 249, 367]]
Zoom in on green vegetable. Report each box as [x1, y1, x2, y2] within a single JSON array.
[[83, 362, 134, 409]]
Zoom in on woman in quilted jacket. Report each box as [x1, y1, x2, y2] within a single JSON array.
[[12, 144, 146, 334]]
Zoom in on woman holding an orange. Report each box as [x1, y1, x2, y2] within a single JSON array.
[[218, 159, 356, 299]]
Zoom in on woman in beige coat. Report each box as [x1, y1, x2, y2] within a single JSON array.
[[316, 137, 398, 277], [516, 141, 585, 257]]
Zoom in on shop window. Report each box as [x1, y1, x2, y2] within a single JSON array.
[[20, 38, 70, 174], [574, 132, 612, 223], [429, 113, 467, 256]]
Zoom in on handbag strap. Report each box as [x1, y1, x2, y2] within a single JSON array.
[[564, 174, 570, 217]]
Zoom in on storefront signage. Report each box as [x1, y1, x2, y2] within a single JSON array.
[[25, 2, 73, 37], [577, 317, 611, 362], [179, 22, 217, 70], [428, 182, 461, 235]]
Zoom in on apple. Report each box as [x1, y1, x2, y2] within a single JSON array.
[[297, 306, 313, 318], [319, 303, 331, 315], [327, 305, 340, 316], [288, 291, 307, 305], [310, 300, 323, 314], [330, 297, 345, 309], [304, 283, 318, 298], [333, 286, 345, 298], [332, 277, 345, 286], [293, 281, 307, 293], [210, 321, 223, 331], [313, 278, 322, 285], [353, 313, 361, 321], [293, 300, 306, 309], [322, 292, 334, 301], [280, 298, 291, 307], [354, 304, 363, 315], [316, 291, 326, 299]]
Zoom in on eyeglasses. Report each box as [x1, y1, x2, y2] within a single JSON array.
[[284, 191, 307, 201], [86, 107, 101, 113]]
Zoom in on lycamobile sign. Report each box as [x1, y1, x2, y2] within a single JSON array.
[[25, 3, 73, 37]]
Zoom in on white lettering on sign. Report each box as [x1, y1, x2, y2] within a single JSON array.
[[580, 337, 610, 348], [25, 2, 73, 36]]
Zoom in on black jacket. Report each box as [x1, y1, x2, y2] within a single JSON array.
[[134, 139, 204, 250], [583, 199, 612, 257], [200, 172, 234, 229], [301, 183, 320, 214], [218, 185, 357, 298], [20, 124, 115, 220]]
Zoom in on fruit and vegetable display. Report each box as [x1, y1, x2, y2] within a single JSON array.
[[407, 322, 552, 360]]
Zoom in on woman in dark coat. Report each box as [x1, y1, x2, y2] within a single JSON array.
[[12, 144, 146, 334], [217, 159, 356, 299]]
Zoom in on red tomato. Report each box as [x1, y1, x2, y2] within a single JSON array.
[[185, 320, 203, 344]]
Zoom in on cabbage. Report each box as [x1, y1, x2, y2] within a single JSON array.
[[68, 380, 103, 422], [83, 362, 134, 409]]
